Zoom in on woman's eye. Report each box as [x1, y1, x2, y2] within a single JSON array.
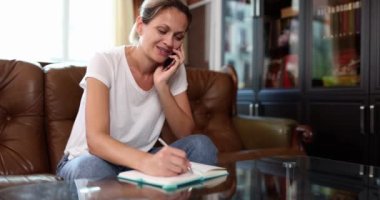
[[175, 36, 184, 41], [158, 29, 166, 34]]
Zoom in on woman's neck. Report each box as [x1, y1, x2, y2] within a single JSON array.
[[125, 46, 155, 91], [126, 46, 156, 75]]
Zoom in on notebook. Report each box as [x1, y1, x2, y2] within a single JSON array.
[[117, 162, 228, 191]]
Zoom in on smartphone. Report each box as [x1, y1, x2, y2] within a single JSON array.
[[163, 53, 175, 69]]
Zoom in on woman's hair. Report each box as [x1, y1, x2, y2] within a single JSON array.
[[129, 0, 192, 45]]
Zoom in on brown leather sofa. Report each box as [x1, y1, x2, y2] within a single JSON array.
[[0, 59, 311, 189]]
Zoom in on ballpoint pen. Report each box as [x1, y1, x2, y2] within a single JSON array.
[[158, 137, 194, 174]]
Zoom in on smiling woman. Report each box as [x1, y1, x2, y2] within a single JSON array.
[[0, 0, 134, 63]]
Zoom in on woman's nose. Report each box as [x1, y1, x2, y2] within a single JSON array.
[[163, 35, 174, 47]]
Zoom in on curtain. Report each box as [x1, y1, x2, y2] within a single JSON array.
[[114, 0, 135, 45]]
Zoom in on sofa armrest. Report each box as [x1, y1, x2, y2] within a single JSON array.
[[233, 115, 312, 151]]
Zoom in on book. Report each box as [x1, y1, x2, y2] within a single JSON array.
[[117, 162, 228, 191], [120, 175, 228, 196], [281, 7, 299, 18]]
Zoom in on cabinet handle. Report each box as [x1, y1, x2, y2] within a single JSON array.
[[370, 105, 375, 134], [369, 166, 374, 178], [249, 103, 254, 116], [359, 165, 364, 176], [360, 106, 365, 135], [255, 103, 259, 116]]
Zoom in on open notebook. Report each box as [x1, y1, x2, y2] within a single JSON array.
[[117, 162, 228, 191]]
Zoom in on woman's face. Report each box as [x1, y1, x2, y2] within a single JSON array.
[[138, 8, 188, 64]]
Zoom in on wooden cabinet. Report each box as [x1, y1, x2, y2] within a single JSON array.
[[304, 0, 380, 166], [222, 0, 380, 166], [305, 95, 369, 164], [223, 0, 304, 121]]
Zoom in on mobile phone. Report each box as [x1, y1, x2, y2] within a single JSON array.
[[163, 53, 175, 69], [163, 57, 174, 69]]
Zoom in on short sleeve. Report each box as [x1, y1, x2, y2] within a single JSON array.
[[80, 52, 113, 89], [169, 64, 188, 96]]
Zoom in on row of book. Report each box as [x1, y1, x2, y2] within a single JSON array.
[[316, 1, 361, 39], [315, 1, 361, 16]]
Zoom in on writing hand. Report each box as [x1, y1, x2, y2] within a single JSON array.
[[142, 145, 190, 177]]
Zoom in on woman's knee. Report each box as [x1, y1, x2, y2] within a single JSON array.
[[186, 134, 218, 165], [58, 153, 117, 180], [190, 134, 217, 152]]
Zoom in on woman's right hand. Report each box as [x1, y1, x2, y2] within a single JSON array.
[[142, 146, 191, 177]]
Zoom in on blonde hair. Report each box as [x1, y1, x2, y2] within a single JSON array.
[[129, 0, 191, 45]]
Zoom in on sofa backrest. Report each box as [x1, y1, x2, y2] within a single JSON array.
[[44, 64, 86, 173], [161, 68, 243, 153], [0, 60, 49, 175]]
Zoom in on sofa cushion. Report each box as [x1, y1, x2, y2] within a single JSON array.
[[161, 68, 243, 153], [0, 60, 49, 174], [44, 64, 86, 173]]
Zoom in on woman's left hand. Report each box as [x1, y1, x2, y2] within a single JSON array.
[[153, 45, 184, 89]]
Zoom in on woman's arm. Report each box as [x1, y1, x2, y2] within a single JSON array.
[[154, 47, 195, 138], [85, 77, 189, 176], [156, 86, 195, 137]]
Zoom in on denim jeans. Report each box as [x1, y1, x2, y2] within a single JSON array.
[[56, 134, 218, 181]]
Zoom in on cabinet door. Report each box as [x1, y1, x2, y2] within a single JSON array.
[[258, 90, 303, 120], [260, 0, 302, 90], [369, 189, 380, 200], [305, 96, 369, 164], [368, 161, 380, 192], [308, 0, 369, 93], [222, 0, 254, 90], [223, 0, 256, 116], [255, 0, 303, 119], [370, 0, 380, 94], [369, 96, 380, 166]]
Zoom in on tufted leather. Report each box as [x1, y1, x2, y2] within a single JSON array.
[[44, 63, 86, 173], [0, 60, 49, 175], [161, 68, 243, 153]]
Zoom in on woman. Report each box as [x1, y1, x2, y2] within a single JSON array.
[[56, 0, 218, 180]]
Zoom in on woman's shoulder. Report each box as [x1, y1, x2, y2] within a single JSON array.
[[96, 46, 125, 60], [89, 46, 125, 66]]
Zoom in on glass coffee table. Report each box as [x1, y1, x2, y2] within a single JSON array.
[[234, 155, 380, 200], [1, 156, 380, 199]]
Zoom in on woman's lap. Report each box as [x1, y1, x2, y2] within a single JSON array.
[[57, 134, 218, 180]]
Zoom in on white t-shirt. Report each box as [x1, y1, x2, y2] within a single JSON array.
[[64, 46, 188, 160]]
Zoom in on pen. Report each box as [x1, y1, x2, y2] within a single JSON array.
[[158, 137, 193, 174]]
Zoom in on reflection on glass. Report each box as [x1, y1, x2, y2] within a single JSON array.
[[262, 0, 300, 89], [312, 0, 361, 88], [310, 184, 359, 199], [223, 0, 253, 89]]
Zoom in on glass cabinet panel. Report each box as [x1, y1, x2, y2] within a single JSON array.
[[262, 0, 300, 89], [223, 0, 254, 89], [312, 0, 361, 88]]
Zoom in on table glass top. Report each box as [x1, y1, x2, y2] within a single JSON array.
[[233, 155, 380, 200], [1, 155, 380, 200]]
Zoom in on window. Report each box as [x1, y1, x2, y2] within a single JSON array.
[[0, 0, 119, 63]]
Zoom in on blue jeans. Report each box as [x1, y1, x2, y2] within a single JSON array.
[[56, 134, 218, 181]]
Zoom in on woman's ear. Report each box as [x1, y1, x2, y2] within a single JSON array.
[[136, 16, 143, 36]]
